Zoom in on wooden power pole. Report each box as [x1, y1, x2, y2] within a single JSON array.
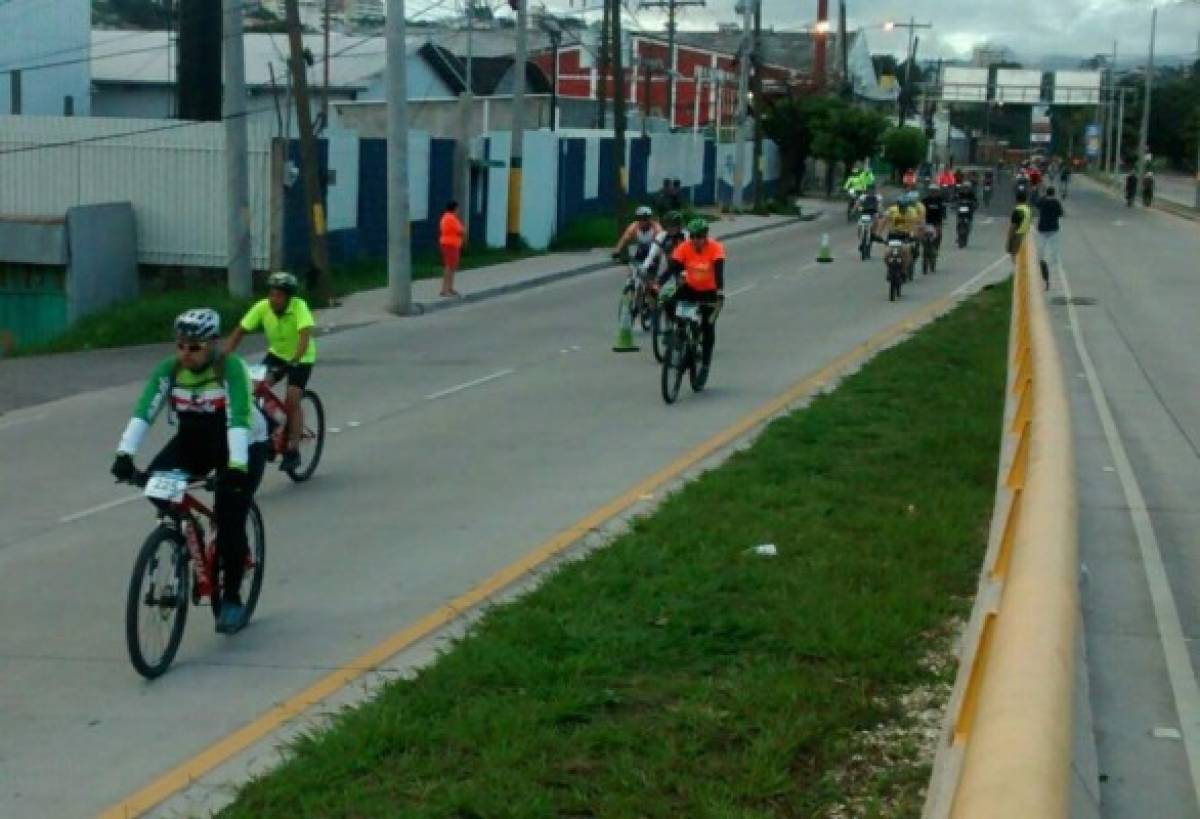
[[284, 0, 332, 306]]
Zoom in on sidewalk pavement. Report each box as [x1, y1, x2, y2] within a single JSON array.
[[316, 209, 820, 330], [1084, 171, 1199, 221], [0, 207, 820, 416]]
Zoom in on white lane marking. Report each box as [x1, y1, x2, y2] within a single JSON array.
[[773, 273, 783, 280], [60, 493, 141, 524], [726, 283, 757, 297], [951, 256, 1008, 297], [424, 368, 516, 401], [0, 413, 46, 432], [1062, 265, 1200, 809]]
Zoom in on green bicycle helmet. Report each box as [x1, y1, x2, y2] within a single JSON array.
[[686, 217, 709, 237], [267, 271, 299, 294]]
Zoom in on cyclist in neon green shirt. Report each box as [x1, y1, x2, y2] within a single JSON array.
[[225, 272, 316, 472]]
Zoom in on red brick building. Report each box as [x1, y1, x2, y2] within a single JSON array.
[[531, 34, 801, 130]]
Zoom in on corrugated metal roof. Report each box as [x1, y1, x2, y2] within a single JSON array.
[[91, 30, 425, 90]]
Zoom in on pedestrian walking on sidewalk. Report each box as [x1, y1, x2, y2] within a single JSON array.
[[1007, 189, 1033, 264], [1036, 187, 1064, 290], [438, 201, 465, 297]]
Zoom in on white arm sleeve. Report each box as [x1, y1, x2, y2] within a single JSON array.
[[117, 418, 150, 456]]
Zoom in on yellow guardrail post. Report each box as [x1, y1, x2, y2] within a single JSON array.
[[923, 234, 1078, 819]]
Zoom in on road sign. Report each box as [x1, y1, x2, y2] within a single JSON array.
[[1085, 123, 1101, 159], [1031, 105, 1052, 145]]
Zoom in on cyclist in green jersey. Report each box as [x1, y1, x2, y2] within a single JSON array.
[[224, 272, 316, 473], [110, 309, 269, 634]]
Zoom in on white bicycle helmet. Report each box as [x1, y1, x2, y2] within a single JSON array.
[[173, 308, 221, 341], [635, 205, 654, 218], [266, 271, 299, 294]]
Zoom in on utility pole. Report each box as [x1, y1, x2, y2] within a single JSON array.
[[1115, 87, 1127, 173], [597, 0, 611, 128], [1135, 7, 1156, 195], [386, 0, 413, 314], [223, 0, 252, 298], [611, 0, 628, 227], [750, 0, 763, 211], [638, 0, 705, 132], [506, 0, 528, 249], [730, 0, 752, 211], [322, 0, 331, 131], [887, 17, 932, 125], [1194, 30, 1200, 209], [9, 70, 20, 115], [454, 0, 476, 241], [285, 0, 332, 306], [838, 0, 850, 96], [1107, 40, 1118, 175]]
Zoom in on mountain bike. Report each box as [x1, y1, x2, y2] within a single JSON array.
[[956, 206, 974, 248], [623, 262, 659, 333], [660, 296, 719, 404], [249, 366, 325, 482], [921, 225, 940, 274], [884, 239, 906, 302], [122, 470, 265, 679], [858, 214, 875, 260]]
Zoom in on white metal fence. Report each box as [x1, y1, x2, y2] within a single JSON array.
[[0, 116, 273, 269]]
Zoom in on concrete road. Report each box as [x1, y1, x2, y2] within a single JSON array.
[[0, 210, 1008, 818], [1051, 178, 1200, 817]]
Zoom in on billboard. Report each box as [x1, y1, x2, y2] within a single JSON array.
[[1031, 105, 1052, 144], [996, 69, 1043, 103], [940, 67, 989, 102], [1053, 71, 1102, 105]]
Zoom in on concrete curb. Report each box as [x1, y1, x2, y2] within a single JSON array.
[[408, 213, 822, 317]]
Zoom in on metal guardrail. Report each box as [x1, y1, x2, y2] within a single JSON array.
[[923, 235, 1078, 818]]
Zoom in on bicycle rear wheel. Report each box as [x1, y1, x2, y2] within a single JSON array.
[[234, 501, 266, 627], [285, 390, 326, 482], [126, 525, 190, 679], [660, 328, 685, 404]]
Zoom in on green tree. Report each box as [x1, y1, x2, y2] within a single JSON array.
[[762, 94, 843, 195], [882, 126, 928, 177]]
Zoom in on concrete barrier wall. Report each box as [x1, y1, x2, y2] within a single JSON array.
[[923, 235, 1079, 818]]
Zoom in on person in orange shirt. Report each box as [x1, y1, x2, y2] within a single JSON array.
[[658, 217, 725, 380], [438, 200, 465, 297]]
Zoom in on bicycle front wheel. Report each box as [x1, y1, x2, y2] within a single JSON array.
[[126, 525, 190, 679], [651, 310, 667, 363], [236, 501, 267, 627], [660, 328, 686, 404], [286, 390, 326, 482]]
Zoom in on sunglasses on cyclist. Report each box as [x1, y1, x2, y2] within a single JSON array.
[[176, 341, 207, 353]]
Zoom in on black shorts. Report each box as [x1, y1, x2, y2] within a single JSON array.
[[263, 353, 313, 390]]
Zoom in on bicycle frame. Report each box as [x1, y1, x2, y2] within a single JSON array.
[[158, 489, 219, 602], [253, 377, 291, 456]]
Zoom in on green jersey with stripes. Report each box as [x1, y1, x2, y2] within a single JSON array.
[[116, 353, 267, 470]]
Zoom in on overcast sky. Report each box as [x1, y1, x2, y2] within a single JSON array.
[[576, 0, 1200, 65]]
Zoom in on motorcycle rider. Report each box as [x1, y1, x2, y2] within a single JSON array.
[[920, 184, 947, 249]]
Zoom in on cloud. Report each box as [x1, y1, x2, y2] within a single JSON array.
[[638, 0, 1200, 64]]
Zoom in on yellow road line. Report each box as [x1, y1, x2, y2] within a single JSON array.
[[98, 266, 1002, 819]]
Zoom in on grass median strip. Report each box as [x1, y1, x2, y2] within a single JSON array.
[[222, 282, 1011, 818]]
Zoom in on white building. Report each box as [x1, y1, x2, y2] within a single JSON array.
[[89, 30, 457, 134], [0, 0, 91, 116]]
